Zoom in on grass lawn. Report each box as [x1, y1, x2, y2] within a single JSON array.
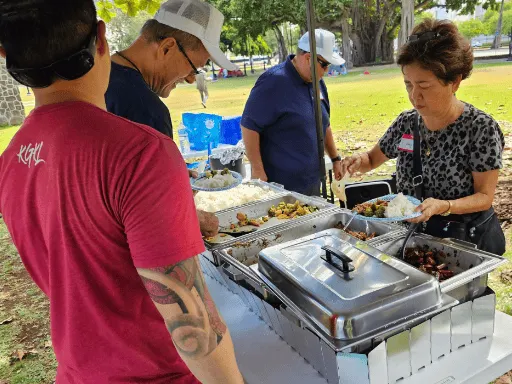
[[5, 61, 512, 152], [165, 61, 512, 139], [0, 61, 511, 383]]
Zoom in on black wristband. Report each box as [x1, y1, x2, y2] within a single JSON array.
[[331, 155, 342, 163]]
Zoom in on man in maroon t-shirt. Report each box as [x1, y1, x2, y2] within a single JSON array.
[[0, 1, 244, 383]]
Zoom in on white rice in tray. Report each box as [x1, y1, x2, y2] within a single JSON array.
[[194, 173, 237, 189], [384, 193, 417, 218], [195, 184, 276, 212]]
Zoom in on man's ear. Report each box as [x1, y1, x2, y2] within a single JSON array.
[[0, 46, 6, 59], [96, 21, 109, 56], [159, 36, 177, 56]]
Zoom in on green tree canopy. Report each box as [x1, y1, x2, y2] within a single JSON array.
[[457, 18, 486, 39], [107, 8, 151, 51], [483, 1, 512, 35], [96, 0, 161, 22]]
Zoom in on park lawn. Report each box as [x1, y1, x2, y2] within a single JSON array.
[[163, 61, 512, 138], [4, 62, 511, 155]]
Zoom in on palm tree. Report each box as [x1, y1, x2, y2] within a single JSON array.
[[492, 0, 505, 49]]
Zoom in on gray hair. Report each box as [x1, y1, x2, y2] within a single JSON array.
[[141, 19, 202, 50]]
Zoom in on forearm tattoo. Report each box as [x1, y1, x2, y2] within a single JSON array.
[[138, 257, 227, 359]]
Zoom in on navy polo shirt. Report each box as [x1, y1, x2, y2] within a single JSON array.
[[241, 55, 330, 194], [105, 62, 173, 138]]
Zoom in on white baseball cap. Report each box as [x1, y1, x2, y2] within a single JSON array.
[[298, 29, 345, 66], [154, 0, 237, 70]]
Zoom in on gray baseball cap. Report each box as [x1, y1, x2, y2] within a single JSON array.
[[155, 0, 237, 70]]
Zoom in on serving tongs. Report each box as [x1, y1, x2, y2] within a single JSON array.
[[217, 227, 258, 237], [399, 223, 419, 259]]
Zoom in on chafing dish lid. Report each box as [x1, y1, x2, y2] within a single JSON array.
[[258, 229, 443, 339]]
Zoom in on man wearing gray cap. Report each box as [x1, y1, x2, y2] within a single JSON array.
[[106, 0, 238, 238], [242, 29, 344, 196]]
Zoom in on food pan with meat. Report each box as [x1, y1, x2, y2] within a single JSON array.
[[203, 193, 333, 247], [373, 233, 506, 301]]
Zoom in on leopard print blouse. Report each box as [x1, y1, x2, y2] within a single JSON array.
[[379, 103, 505, 200]]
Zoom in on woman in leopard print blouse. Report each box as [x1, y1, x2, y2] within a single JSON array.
[[341, 19, 505, 252]]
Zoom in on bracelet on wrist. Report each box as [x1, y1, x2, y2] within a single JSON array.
[[440, 200, 452, 216]]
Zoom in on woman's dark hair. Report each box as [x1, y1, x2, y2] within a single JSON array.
[[0, 0, 97, 69], [397, 19, 473, 83]]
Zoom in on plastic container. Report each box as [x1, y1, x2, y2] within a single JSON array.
[[178, 126, 191, 154], [182, 113, 222, 151]]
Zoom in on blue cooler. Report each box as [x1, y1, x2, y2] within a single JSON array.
[[182, 113, 222, 151], [220, 116, 242, 145]]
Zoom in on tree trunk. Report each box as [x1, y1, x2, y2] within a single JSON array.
[[382, 33, 395, 62], [0, 58, 25, 127], [351, 33, 366, 66], [374, 17, 388, 61], [492, 0, 505, 49], [398, 0, 415, 52], [287, 23, 294, 53], [341, 18, 353, 68], [273, 24, 288, 63]]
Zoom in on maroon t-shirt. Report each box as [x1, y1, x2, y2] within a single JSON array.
[[0, 102, 204, 383]]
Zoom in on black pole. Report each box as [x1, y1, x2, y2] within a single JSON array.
[[508, 27, 512, 61], [305, 0, 328, 199]]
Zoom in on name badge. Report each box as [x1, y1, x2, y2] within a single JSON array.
[[398, 134, 414, 152]]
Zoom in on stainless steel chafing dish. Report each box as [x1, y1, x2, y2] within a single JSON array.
[[214, 209, 405, 284], [205, 179, 288, 215], [371, 233, 507, 302], [256, 229, 457, 345], [207, 228, 501, 384], [204, 192, 336, 250]]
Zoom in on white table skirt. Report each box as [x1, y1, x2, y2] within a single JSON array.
[[206, 275, 512, 384]]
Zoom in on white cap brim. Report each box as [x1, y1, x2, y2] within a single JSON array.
[[329, 52, 346, 66], [298, 40, 345, 66], [202, 40, 237, 70]]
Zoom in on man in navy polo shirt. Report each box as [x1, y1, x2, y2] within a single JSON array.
[[241, 29, 343, 196]]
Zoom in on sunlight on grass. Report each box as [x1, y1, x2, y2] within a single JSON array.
[[165, 62, 512, 139], [0, 125, 20, 154]]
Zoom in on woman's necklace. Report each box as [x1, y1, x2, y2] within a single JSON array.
[[417, 118, 435, 157], [115, 51, 155, 93], [423, 126, 437, 157]]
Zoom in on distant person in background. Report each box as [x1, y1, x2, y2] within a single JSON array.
[[196, 68, 209, 108]]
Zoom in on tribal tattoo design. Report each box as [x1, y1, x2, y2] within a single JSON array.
[[138, 257, 227, 359]]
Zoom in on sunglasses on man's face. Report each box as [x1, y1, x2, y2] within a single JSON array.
[[7, 26, 97, 88], [316, 57, 330, 69]]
